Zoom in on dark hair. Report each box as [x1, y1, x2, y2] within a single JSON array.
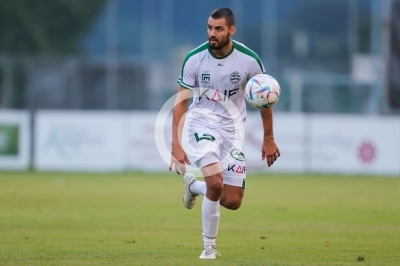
[[210, 7, 235, 27]]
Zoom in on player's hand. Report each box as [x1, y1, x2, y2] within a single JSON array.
[[261, 137, 280, 167], [169, 144, 191, 175]]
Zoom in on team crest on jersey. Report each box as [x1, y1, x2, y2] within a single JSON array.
[[230, 149, 246, 161], [229, 71, 241, 84], [201, 72, 211, 84]]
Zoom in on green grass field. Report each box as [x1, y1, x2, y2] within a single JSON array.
[[0, 172, 399, 266]]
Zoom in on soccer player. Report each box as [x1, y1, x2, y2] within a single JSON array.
[[169, 7, 280, 259]]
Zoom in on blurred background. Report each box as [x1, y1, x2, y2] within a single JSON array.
[[1, 0, 399, 113], [0, 0, 399, 174]]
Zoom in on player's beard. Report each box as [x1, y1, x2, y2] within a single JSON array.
[[209, 34, 230, 50]]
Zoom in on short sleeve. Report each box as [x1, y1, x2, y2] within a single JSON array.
[[177, 56, 197, 90], [247, 56, 266, 80]]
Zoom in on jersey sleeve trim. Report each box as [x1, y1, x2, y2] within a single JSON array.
[[233, 41, 266, 74], [177, 78, 194, 89], [180, 42, 209, 78]]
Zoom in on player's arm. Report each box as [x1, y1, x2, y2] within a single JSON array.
[[169, 86, 192, 174], [260, 107, 280, 167]]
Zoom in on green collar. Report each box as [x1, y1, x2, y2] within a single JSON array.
[[208, 40, 235, 59]]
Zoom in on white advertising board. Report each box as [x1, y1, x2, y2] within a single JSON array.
[[33, 111, 400, 176], [0, 110, 30, 170], [244, 113, 306, 173], [309, 115, 400, 175], [34, 111, 128, 171], [128, 111, 172, 171]]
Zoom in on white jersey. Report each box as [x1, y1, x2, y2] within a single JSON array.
[[178, 40, 266, 136]]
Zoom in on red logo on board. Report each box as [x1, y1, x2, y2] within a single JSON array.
[[358, 141, 376, 164]]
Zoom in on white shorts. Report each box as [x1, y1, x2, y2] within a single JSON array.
[[187, 126, 247, 188]]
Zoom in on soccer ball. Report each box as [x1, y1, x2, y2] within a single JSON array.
[[245, 74, 280, 109]]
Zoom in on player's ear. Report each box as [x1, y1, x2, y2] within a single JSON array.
[[229, 26, 236, 36]]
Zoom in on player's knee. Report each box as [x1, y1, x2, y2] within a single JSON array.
[[206, 178, 223, 198], [221, 198, 242, 210]]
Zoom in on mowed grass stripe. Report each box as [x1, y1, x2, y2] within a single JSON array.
[[0, 172, 399, 266]]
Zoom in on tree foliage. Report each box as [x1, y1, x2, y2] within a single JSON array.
[[0, 0, 106, 54]]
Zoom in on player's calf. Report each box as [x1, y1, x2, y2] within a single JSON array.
[[220, 198, 242, 210]]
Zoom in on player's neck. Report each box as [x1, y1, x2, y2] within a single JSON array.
[[211, 40, 233, 58]]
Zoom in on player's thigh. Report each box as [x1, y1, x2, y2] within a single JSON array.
[[220, 136, 247, 209], [220, 135, 246, 189], [221, 160, 246, 198], [187, 126, 222, 168]]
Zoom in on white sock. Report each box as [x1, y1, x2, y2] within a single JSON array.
[[190, 180, 207, 196], [202, 196, 220, 248]]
